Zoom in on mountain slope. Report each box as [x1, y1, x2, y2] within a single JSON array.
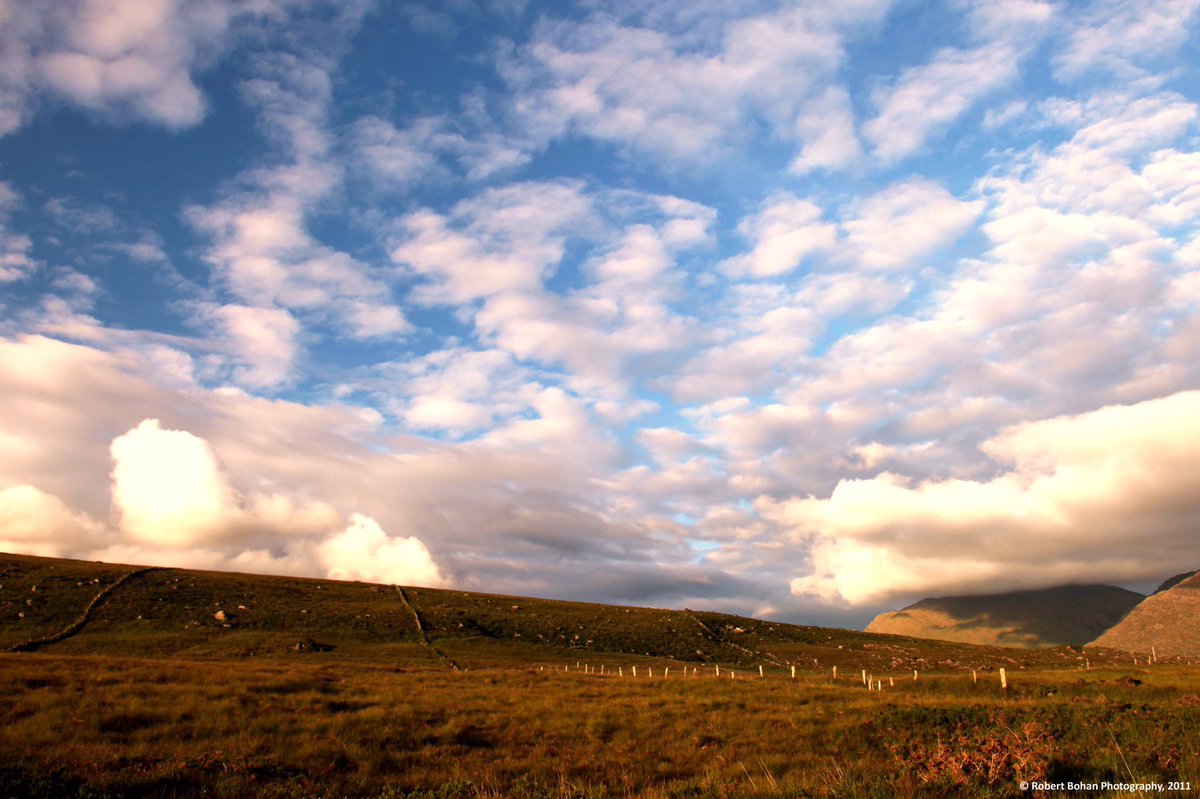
[[2, 552, 1135, 672], [1155, 570, 1198, 594], [1090, 571, 1200, 657], [865, 584, 1145, 648]]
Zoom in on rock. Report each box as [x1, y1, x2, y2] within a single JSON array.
[[213, 610, 227, 622], [293, 638, 334, 653]]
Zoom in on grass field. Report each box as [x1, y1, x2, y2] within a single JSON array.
[[3, 553, 1198, 798]]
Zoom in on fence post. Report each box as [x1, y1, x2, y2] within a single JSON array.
[[972, 669, 977, 684], [715, 665, 720, 677], [1000, 668, 1008, 690], [791, 665, 796, 679], [633, 666, 637, 678], [862, 669, 867, 686], [759, 665, 764, 678], [913, 670, 918, 682], [832, 665, 837, 680]]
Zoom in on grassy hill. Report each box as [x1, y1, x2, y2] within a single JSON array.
[[2, 551, 1136, 673], [4, 552, 1200, 798], [865, 584, 1145, 648], [1091, 571, 1200, 657]]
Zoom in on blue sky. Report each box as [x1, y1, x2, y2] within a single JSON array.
[[2, 0, 1199, 627]]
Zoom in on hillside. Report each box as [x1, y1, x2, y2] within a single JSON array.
[[1090, 571, 1200, 657], [865, 584, 1144, 648], [1155, 570, 1199, 594], [1, 552, 1137, 674], [6, 552, 1200, 798]]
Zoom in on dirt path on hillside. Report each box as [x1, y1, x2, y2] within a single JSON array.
[[394, 586, 460, 670], [683, 609, 790, 668], [4, 567, 160, 653]]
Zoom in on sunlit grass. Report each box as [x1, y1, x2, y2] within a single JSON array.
[[3, 652, 1199, 798]]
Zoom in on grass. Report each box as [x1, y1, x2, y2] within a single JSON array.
[[3, 552, 1198, 797], [3, 654, 1199, 797]]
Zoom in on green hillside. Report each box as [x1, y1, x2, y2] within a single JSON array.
[[4, 552, 1199, 798], [1, 552, 1143, 674]]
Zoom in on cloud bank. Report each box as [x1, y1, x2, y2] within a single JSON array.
[[2, 0, 1199, 625]]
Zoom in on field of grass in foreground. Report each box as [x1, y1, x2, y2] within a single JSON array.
[[3, 652, 1199, 799]]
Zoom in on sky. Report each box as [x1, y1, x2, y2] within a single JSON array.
[[1, 0, 1199, 628]]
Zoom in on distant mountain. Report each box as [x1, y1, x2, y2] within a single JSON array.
[[1155, 570, 1198, 594], [1090, 571, 1200, 657], [866, 584, 1145, 649]]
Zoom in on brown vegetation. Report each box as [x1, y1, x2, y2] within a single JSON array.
[[3, 553, 1198, 797]]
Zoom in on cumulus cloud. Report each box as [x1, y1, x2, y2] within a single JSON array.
[[863, 0, 1055, 162], [394, 184, 711, 398], [379, 347, 537, 436], [1055, 0, 1200, 79], [184, 42, 409, 379], [0, 484, 106, 556], [721, 194, 836, 279], [195, 303, 302, 389], [318, 513, 446, 586], [0, 181, 35, 282], [842, 178, 983, 270], [500, 3, 890, 169], [775, 391, 1200, 606], [110, 418, 339, 547], [0, 0, 316, 135], [392, 181, 596, 305]]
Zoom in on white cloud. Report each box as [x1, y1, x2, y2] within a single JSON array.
[[842, 178, 983, 270], [0, 483, 106, 556], [0, 334, 696, 606], [774, 391, 1200, 605], [721, 194, 836, 279], [1055, 0, 1200, 80], [110, 418, 339, 547], [501, 4, 890, 169], [197, 303, 302, 389], [865, 41, 1020, 162], [0, 0, 315, 135], [864, 0, 1054, 162], [392, 181, 596, 305], [0, 181, 34, 282], [350, 114, 531, 189], [394, 184, 710, 399], [110, 419, 242, 546], [186, 50, 410, 358], [789, 86, 862, 173], [379, 347, 537, 435], [318, 513, 446, 586]]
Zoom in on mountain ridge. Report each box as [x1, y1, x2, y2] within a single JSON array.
[[865, 583, 1145, 648], [1090, 571, 1200, 657]]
